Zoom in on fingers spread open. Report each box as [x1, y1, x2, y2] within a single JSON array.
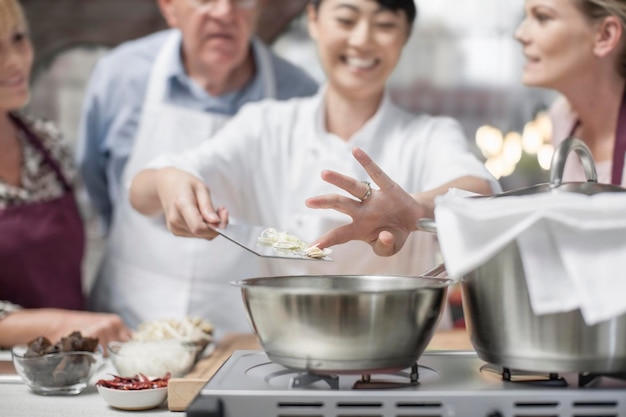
[[319, 169, 373, 201], [305, 193, 362, 215], [372, 230, 398, 257], [352, 147, 394, 190], [319, 170, 354, 192], [311, 223, 359, 250]]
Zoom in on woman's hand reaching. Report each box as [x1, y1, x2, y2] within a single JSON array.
[[306, 147, 493, 256], [305, 147, 425, 256], [0, 309, 133, 355], [49, 310, 133, 354]]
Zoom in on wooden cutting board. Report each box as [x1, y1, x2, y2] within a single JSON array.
[[168, 333, 260, 411], [167, 329, 472, 411]]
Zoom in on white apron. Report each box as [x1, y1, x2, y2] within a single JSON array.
[[91, 31, 276, 334]]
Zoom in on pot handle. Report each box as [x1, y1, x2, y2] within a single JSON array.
[[416, 218, 437, 233], [419, 262, 447, 278], [418, 138, 596, 233], [549, 137, 598, 187]]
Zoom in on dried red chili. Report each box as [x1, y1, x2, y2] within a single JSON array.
[[96, 373, 170, 390]]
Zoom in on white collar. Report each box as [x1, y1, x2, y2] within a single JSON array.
[[313, 85, 394, 148]]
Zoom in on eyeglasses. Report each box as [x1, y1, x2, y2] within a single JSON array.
[[188, 0, 257, 11]]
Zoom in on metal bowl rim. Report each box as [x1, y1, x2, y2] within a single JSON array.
[[231, 274, 452, 294]]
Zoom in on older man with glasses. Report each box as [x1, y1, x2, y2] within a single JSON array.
[[77, 0, 318, 333]]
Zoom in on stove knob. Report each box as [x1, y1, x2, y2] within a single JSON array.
[[487, 411, 504, 417]]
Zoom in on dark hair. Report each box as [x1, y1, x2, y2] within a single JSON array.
[[309, 0, 417, 26]]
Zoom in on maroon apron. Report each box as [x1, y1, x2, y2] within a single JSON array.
[[0, 114, 85, 310], [569, 87, 626, 185], [611, 88, 626, 185]]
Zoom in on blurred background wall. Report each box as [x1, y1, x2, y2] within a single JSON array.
[[19, 0, 559, 285]]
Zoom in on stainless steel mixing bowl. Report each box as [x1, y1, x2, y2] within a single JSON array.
[[234, 272, 450, 373]]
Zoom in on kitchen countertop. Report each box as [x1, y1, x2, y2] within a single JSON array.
[[1, 383, 176, 416], [0, 329, 472, 416], [0, 352, 175, 416]]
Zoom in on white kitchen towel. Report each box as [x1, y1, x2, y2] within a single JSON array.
[[433, 188, 626, 325]]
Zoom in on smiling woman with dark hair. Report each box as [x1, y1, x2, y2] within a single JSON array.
[[129, 0, 499, 284]]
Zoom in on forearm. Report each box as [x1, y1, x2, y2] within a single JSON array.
[[0, 309, 132, 351], [0, 309, 65, 348], [129, 168, 166, 216], [411, 176, 493, 219]]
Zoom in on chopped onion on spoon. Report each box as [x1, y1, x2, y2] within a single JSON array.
[[257, 228, 332, 259], [301, 244, 332, 259]]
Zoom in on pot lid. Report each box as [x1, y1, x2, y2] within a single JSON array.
[[492, 181, 626, 197], [489, 137, 626, 198]]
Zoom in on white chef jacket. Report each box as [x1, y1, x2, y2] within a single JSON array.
[[148, 87, 500, 279]]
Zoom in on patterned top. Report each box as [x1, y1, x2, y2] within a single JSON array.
[[0, 113, 75, 210], [0, 300, 22, 320]]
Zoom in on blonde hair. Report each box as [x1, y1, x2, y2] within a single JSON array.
[[576, 0, 626, 77], [0, 0, 27, 36]]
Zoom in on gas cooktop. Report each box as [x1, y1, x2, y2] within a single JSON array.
[[187, 350, 626, 417]]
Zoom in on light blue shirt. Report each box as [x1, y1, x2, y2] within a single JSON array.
[[76, 29, 318, 231]]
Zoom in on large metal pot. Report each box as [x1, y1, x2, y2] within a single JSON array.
[[420, 137, 626, 373], [233, 267, 450, 373]]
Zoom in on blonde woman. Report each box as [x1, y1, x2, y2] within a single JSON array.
[[517, 0, 626, 185], [0, 0, 130, 348]]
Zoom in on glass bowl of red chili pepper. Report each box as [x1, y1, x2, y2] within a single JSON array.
[[96, 373, 170, 411]]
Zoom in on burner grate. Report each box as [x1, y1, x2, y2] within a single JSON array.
[[578, 372, 626, 388], [246, 360, 435, 390], [480, 363, 567, 387], [289, 373, 339, 390], [353, 363, 420, 389], [481, 363, 626, 388]]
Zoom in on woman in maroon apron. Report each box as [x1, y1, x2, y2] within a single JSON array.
[[515, 0, 626, 186], [0, 0, 84, 310], [0, 113, 86, 310], [0, 0, 132, 349]]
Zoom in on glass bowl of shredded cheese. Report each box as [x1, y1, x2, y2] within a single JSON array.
[[108, 340, 197, 378], [131, 317, 214, 360], [109, 317, 214, 377]]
